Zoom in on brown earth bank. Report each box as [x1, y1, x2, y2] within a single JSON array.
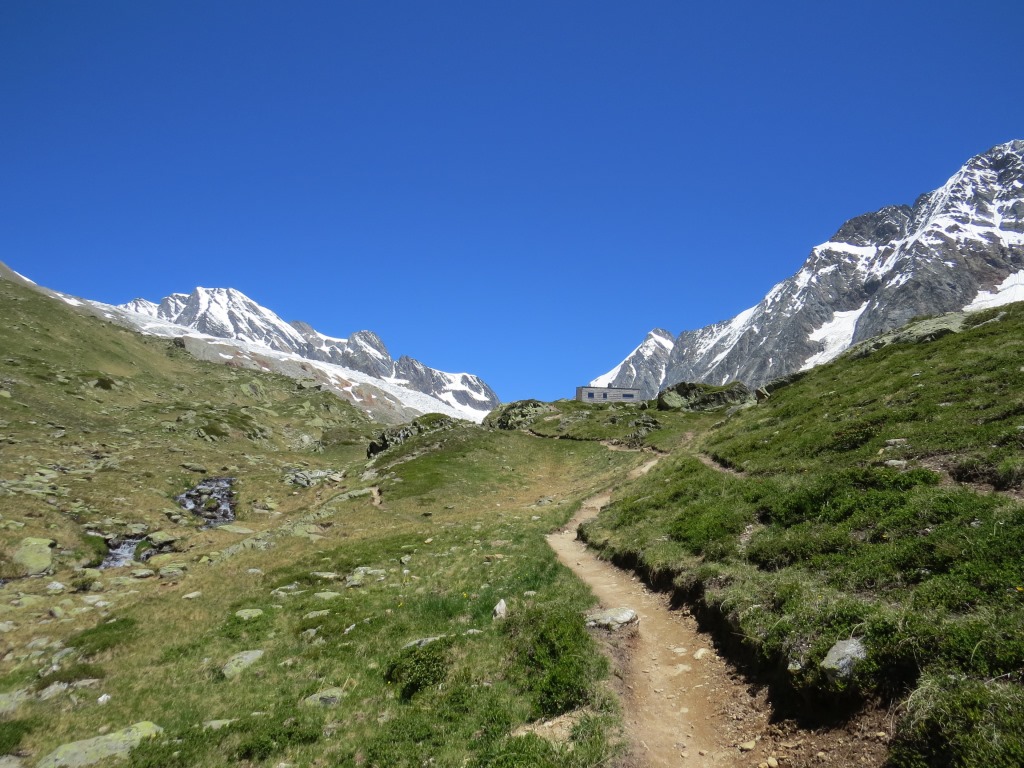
[[548, 457, 892, 768]]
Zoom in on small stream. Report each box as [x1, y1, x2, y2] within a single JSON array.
[[175, 476, 236, 527], [98, 536, 144, 569]]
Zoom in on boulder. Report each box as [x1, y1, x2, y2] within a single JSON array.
[[35, 722, 163, 768], [12, 537, 55, 575], [221, 650, 264, 680], [585, 608, 639, 631], [235, 609, 264, 621]]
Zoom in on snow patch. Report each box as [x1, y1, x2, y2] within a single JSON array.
[[965, 270, 1024, 313], [800, 302, 870, 371]]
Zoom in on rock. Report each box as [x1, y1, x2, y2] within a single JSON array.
[[738, 740, 757, 751], [0, 621, 19, 633], [492, 599, 508, 620], [221, 650, 264, 680], [303, 610, 330, 620], [301, 687, 349, 707], [657, 381, 755, 412], [313, 591, 342, 601], [131, 569, 155, 579], [217, 524, 255, 535], [402, 635, 447, 650], [0, 688, 30, 715], [12, 537, 56, 575], [35, 721, 163, 768], [182, 591, 202, 600], [202, 719, 237, 731], [821, 638, 867, 680], [235, 609, 264, 621], [146, 531, 178, 548], [584, 607, 639, 631], [157, 566, 186, 580]]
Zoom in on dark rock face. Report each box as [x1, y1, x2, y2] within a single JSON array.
[[602, 140, 1024, 392]]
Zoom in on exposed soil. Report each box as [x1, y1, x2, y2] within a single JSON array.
[[547, 456, 892, 768]]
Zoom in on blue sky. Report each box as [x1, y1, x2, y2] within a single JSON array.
[[2, 1, 1022, 402]]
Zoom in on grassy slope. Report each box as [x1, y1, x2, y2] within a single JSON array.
[[0, 279, 641, 766], [577, 305, 1024, 768]]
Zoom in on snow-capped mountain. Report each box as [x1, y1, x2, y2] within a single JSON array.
[[596, 140, 1024, 397], [591, 329, 675, 395], [89, 286, 499, 423]]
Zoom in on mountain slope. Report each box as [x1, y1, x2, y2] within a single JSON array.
[[80, 286, 500, 423], [598, 140, 1024, 396]]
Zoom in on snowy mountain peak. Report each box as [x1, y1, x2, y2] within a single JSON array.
[[108, 286, 500, 422], [600, 140, 1024, 397], [591, 328, 675, 393]]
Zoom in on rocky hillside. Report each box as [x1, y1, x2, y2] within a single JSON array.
[[596, 140, 1024, 396]]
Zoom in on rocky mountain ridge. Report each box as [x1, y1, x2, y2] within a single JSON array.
[[109, 287, 501, 422], [595, 140, 1024, 397]]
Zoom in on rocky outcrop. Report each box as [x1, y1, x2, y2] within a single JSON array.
[[656, 381, 754, 412], [36, 722, 163, 768], [366, 415, 458, 458], [483, 400, 556, 431]]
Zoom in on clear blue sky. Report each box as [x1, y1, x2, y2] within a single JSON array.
[[2, 1, 1022, 402]]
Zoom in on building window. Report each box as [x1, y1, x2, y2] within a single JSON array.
[[587, 392, 594, 399], [602, 393, 608, 399], [622, 393, 634, 399]]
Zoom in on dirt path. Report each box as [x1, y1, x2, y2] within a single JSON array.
[[546, 455, 890, 768], [548, 457, 753, 766]]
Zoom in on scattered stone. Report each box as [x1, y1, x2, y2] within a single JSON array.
[[35, 721, 163, 768], [821, 638, 867, 680], [738, 740, 757, 751], [492, 599, 508, 620], [693, 648, 711, 660], [131, 569, 155, 579], [217, 524, 255, 535], [222, 650, 264, 680], [301, 687, 349, 707], [202, 719, 237, 731], [584, 607, 638, 631], [402, 635, 446, 649], [303, 610, 330, 620], [182, 591, 202, 600], [235, 609, 264, 621], [313, 591, 342, 601], [0, 688, 30, 715], [309, 571, 338, 580]]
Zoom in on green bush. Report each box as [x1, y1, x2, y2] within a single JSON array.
[[504, 604, 606, 718], [386, 638, 454, 700]]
